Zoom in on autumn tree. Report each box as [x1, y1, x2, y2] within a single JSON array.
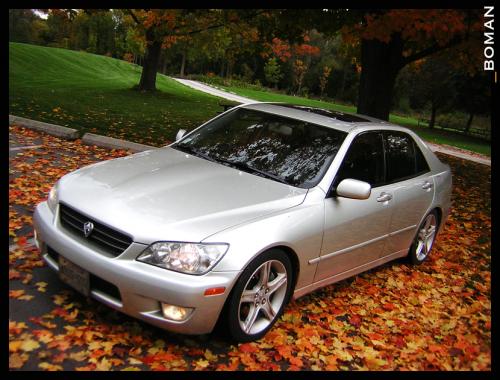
[[271, 9, 483, 120], [340, 9, 484, 120], [9, 9, 41, 43], [319, 65, 332, 98], [292, 59, 308, 95], [454, 71, 491, 134], [44, 9, 76, 48], [264, 58, 283, 88], [124, 9, 267, 91], [408, 56, 457, 128]]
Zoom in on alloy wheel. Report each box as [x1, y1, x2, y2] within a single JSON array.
[[415, 213, 437, 261], [238, 260, 288, 335]]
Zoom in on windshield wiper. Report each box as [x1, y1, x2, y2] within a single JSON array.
[[174, 144, 218, 163], [216, 158, 290, 185]]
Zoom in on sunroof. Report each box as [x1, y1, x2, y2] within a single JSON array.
[[279, 104, 371, 123]]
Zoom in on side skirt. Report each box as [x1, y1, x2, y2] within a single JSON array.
[[292, 249, 408, 300]]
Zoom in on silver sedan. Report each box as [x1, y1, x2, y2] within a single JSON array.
[[33, 103, 452, 342]]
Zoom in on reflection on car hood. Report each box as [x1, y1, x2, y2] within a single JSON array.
[[58, 147, 308, 243]]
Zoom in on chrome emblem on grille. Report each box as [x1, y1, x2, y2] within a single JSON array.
[[83, 221, 94, 237]]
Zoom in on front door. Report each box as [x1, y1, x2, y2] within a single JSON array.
[[314, 131, 395, 282]]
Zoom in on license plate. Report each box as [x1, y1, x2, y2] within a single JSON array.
[[59, 256, 90, 297]]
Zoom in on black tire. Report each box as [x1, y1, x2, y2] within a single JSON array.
[[408, 210, 439, 265], [225, 249, 293, 342]]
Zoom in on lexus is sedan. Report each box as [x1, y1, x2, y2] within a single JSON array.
[[33, 103, 452, 342]]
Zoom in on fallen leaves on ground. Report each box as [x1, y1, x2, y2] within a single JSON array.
[[9, 125, 490, 370]]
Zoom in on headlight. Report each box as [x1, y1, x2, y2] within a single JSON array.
[[47, 184, 58, 213], [137, 242, 229, 275]]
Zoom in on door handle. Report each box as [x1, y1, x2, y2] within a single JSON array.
[[422, 181, 433, 190], [377, 192, 393, 202]]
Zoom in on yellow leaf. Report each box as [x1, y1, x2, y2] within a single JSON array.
[[9, 340, 23, 352], [53, 294, 67, 305], [9, 353, 26, 369], [39, 362, 63, 371], [88, 341, 102, 351], [204, 349, 218, 361], [21, 339, 40, 352], [101, 341, 115, 354], [95, 357, 112, 371], [69, 351, 88, 362], [196, 359, 210, 368], [122, 366, 141, 371], [128, 357, 143, 365]]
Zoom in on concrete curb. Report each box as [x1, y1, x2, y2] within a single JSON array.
[[427, 142, 491, 167], [10, 114, 156, 153], [9, 114, 79, 140], [82, 133, 155, 153]]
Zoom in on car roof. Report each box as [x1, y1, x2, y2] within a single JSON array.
[[240, 102, 402, 133]]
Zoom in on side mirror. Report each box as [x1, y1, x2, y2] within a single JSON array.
[[176, 129, 187, 142], [336, 178, 371, 200]]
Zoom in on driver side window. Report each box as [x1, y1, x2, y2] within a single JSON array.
[[334, 132, 385, 188]]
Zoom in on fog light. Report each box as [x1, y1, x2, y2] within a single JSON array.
[[161, 303, 193, 321]]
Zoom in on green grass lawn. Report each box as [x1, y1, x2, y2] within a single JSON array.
[[204, 82, 491, 156], [9, 42, 227, 146], [9, 42, 489, 155]]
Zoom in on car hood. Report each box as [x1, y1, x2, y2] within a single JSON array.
[[58, 147, 308, 243]]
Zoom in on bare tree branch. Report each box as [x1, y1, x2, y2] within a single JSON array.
[[125, 9, 141, 26], [400, 36, 464, 67]]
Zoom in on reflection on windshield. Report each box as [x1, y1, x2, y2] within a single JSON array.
[[174, 108, 347, 188]]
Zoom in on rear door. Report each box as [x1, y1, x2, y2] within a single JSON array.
[[382, 131, 435, 256]]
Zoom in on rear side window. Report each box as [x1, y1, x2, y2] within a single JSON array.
[[414, 141, 430, 174], [384, 131, 429, 183]]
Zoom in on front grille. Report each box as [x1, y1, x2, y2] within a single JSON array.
[[59, 203, 132, 257]]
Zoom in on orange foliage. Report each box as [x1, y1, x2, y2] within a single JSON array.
[[9, 125, 490, 371]]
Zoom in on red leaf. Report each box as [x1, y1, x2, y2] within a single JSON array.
[[239, 343, 258, 353], [382, 303, 396, 311], [349, 314, 362, 328]]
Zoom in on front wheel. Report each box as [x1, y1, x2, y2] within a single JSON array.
[[226, 250, 293, 342], [409, 210, 439, 265]]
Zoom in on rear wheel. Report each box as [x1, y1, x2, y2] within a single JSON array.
[[226, 250, 293, 342], [409, 210, 438, 265]]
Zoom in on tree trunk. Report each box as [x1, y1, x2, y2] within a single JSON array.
[[180, 51, 187, 77], [137, 30, 162, 91], [464, 112, 474, 134], [357, 36, 404, 120], [226, 60, 233, 80], [429, 103, 437, 129], [162, 55, 167, 74], [339, 68, 346, 99], [220, 60, 225, 77]]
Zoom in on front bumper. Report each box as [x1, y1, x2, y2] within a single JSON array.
[[33, 201, 240, 335]]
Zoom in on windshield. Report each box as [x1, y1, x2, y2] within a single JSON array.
[[173, 108, 347, 188]]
